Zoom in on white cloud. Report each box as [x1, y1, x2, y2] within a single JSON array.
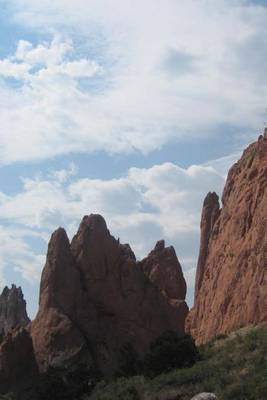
[[0, 153, 235, 304], [55, 60, 102, 78], [49, 162, 78, 183], [0, 59, 30, 79], [15, 36, 72, 66], [0, 226, 45, 287], [0, 1, 266, 163]]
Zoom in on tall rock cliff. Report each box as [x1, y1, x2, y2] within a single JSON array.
[[0, 285, 30, 339], [31, 214, 188, 376], [187, 132, 267, 343]]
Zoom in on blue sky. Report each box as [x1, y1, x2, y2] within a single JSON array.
[[0, 0, 267, 318]]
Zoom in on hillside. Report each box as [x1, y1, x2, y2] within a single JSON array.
[[88, 323, 267, 400]]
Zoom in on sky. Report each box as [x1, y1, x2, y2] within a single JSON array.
[[0, 0, 267, 318]]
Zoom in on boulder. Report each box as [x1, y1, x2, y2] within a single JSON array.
[[191, 393, 217, 400]]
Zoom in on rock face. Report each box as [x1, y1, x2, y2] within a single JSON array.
[[194, 193, 220, 302], [31, 215, 188, 375], [0, 285, 30, 338], [187, 133, 267, 343], [0, 328, 37, 392], [141, 240, 187, 300]]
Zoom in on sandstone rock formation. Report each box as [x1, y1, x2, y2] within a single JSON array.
[[141, 240, 186, 301], [0, 285, 30, 339], [31, 214, 188, 376], [0, 328, 38, 399], [187, 133, 267, 343], [193, 193, 220, 302]]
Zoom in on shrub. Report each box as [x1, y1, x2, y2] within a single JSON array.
[[144, 331, 199, 378], [37, 365, 100, 400], [91, 377, 144, 400], [0, 394, 15, 400], [117, 343, 142, 378]]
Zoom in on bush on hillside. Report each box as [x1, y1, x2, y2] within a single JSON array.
[[117, 343, 142, 378], [37, 365, 100, 400], [143, 331, 199, 378]]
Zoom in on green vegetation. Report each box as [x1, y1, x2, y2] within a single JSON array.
[[1, 325, 266, 400], [0, 395, 15, 400], [89, 324, 267, 400], [117, 332, 199, 379], [143, 331, 199, 378], [117, 343, 142, 378], [37, 365, 100, 400]]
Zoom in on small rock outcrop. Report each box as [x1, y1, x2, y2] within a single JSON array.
[[0, 285, 30, 338], [187, 132, 267, 343], [31, 214, 188, 376]]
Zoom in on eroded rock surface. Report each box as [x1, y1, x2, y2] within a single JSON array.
[[187, 133, 267, 343], [31, 214, 188, 375], [0, 285, 30, 338], [141, 240, 186, 300]]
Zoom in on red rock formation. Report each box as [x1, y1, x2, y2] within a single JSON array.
[[32, 214, 188, 376], [141, 240, 186, 300], [0, 327, 38, 394], [194, 193, 220, 303], [187, 133, 267, 343], [31, 228, 92, 372], [0, 285, 30, 338]]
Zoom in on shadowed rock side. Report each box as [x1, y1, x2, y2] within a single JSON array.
[[0, 285, 30, 339], [194, 193, 220, 303], [187, 133, 267, 344], [0, 328, 38, 396], [31, 214, 188, 376]]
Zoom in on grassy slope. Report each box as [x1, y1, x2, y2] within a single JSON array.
[[89, 323, 267, 400]]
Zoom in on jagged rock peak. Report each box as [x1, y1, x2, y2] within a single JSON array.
[[187, 132, 267, 343], [77, 214, 108, 234], [154, 240, 165, 251], [47, 227, 70, 255], [0, 285, 30, 337], [194, 191, 220, 302], [119, 243, 136, 261], [203, 191, 219, 208], [141, 241, 187, 301], [31, 214, 188, 376]]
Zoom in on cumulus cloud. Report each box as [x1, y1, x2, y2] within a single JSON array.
[[0, 226, 45, 286], [15, 36, 72, 66], [0, 0, 266, 163], [0, 154, 236, 299], [0, 36, 100, 82], [49, 162, 78, 183]]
